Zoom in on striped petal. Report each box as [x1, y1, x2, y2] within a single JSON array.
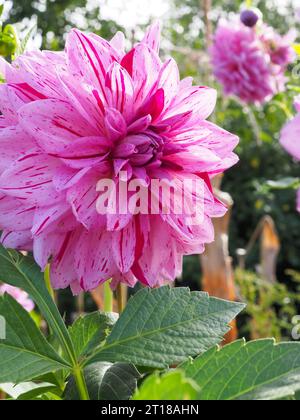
[[18, 99, 98, 154], [105, 63, 134, 121], [75, 230, 117, 291], [112, 218, 136, 273]]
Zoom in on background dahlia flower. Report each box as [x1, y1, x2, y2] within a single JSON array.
[[0, 23, 238, 293], [0, 284, 34, 312], [280, 97, 300, 212], [211, 19, 295, 104]]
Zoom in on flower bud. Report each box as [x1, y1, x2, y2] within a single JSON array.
[[240, 9, 259, 28]]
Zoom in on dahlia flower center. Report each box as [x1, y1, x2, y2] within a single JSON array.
[[110, 132, 164, 170]]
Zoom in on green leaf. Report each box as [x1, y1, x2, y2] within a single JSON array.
[[16, 25, 36, 56], [69, 311, 118, 358], [65, 362, 140, 401], [17, 385, 59, 400], [182, 339, 300, 400], [133, 370, 199, 400], [0, 4, 4, 18], [0, 381, 56, 400], [85, 287, 245, 368], [0, 246, 76, 365], [266, 177, 300, 190], [0, 294, 71, 383]]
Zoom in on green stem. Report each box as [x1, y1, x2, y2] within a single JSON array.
[[73, 366, 90, 401], [44, 264, 55, 301], [104, 280, 113, 312], [116, 283, 127, 314]]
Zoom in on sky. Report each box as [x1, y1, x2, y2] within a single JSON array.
[[97, 0, 300, 27], [98, 0, 170, 27]]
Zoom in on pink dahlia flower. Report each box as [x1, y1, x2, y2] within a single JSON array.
[[0, 284, 35, 312], [0, 23, 238, 293], [280, 97, 300, 212], [211, 20, 295, 104]]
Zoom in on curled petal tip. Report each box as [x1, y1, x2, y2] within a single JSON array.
[[142, 20, 161, 53]]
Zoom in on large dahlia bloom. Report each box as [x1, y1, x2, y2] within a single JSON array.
[[280, 97, 300, 212], [211, 19, 295, 104], [0, 284, 34, 312], [0, 23, 238, 293]]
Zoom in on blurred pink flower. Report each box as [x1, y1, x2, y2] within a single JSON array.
[[280, 97, 300, 212], [211, 20, 295, 104], [261, 27, 296, 67], [0, 284, 35, 312], [0, 23, 238, 293]]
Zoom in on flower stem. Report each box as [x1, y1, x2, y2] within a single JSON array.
[[44, 264, 55, 301], [104, 280, 113, 313], [116, 283, 127, 314], [73, 366, 90, 401]]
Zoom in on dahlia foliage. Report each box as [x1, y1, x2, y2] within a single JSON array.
[[0, 284, 34, 312], [211, 17, 295, 104], [0, 23, 238, 293], [280, 97, 300, 212]]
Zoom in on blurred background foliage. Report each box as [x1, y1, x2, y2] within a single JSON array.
[[1, 0, 300, 340]]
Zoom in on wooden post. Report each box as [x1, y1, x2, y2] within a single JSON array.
[[260, 216, 280, 284], [200, 175, 238, 343], [202, 0, 213, 48], [90, 284, 105, 310]]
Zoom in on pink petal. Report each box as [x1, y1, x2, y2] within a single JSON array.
[[114, 159, 129, 177], [110, 271, 137, 289], [52, 136, 110, 169], [280, 114, 300, 161], [112, 218, 136, 273], [127, 115, 152, 133], [66, 29, 117, 102], [0, 125, 36, 172], [57, 68, 105, 133], [33, 231, 65, 270], [53, 166, 91, 191], [161, 86, 217, 122], [172, 121, 239, 158], [110, 32, 126, 56], [105, 62, 134, 121], [138, 88, 165, 121], [163, 145, 221, 173], [104, 108, 127, 142], [50, 230, 79, 289], [107, 213, 133, 232], [67, 169, 107, 229], [0, 151, 62, 205], [179, 77, 193, 90], [75, 230, 117, 291], [142, 21, 161, 53], [0, 196, 35, 231], [18, 99, 98, 154], [0, 84, 23, 124], [156, 58, 180, 109], [31, 202, 70, 236], [0, 57, 9, 79], [7, 52, 63, 99], [122, 44, 161, 110], [1, 230, 32, 251], [132, 216, 171, 287]]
